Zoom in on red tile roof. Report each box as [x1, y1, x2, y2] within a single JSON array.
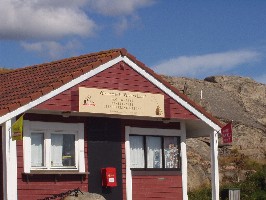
[[0, 48, 223, 127]]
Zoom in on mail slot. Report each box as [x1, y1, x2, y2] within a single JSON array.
[[101, 167, 117, 187]]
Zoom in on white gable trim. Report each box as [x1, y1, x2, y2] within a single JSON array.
[[0, 55, 221, 131], [122, 57, 221, 131], [0, 56, 123, 125]]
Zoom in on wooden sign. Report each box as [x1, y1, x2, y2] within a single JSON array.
[[221, 122, 233, 144], [12, 114, 24, 141], [79, 87, 165, 117]]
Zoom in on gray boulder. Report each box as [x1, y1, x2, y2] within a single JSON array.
[[63, 192, 106, 200]]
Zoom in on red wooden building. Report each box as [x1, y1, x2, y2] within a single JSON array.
[[0, 49, 222, 200]]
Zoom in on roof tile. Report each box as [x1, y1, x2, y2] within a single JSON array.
[[29, 91, 44, 101], [61, 75, 73, 84], [51, 81, 63, 90], [71, 70, 83, 79], [0, 108, 10, 116], [7, 103, 21, 111], [41, 86, 54, 95]]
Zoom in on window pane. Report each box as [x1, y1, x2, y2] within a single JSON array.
[[130, 136, 144, 168], [164, 137, 180, 168], [146, 136, 162, 168], [31, 133, 44, 167], [51, 134, 75, 167]]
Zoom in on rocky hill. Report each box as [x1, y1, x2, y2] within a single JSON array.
[[163, 75, 266, 190]]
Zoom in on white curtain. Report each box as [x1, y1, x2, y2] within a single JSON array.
[[146, 136, 162, 168], [31, 133, 44, 167], [164, 137, 178, 168], [130, 136, 144, 168], [51, 134, 63, 167]]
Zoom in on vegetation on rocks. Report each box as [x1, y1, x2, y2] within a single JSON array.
[[188, 164, 266, 200]]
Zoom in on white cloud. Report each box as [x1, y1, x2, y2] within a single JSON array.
[[0, 0, 96, 40], [154, 50, 261, 77], [87, 0, 155, 16], [0, 0, 156, 57], [0, 0, 155, 40], [114, 17, 129, 36], [21, 40, 82, 59], [87, 0, 154, 34], [113, 15, 141, 35]]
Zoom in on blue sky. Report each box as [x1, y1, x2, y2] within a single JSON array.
[[0, 0, 265, 84]]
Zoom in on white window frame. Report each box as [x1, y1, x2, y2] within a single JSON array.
[[129, 135, 181, 169], [125, 126, 187, 200], [23, 120, 85, 173]]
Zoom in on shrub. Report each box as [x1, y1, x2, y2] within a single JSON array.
[[188, 165, 266, 200]]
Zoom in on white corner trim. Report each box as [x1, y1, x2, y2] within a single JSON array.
[[211, 130, 220, 200], [122, 57, 221, 131], [78, 123, 85, 173], [125, 126, 132, 200], [180, 121, 188, 200], [2, 119, 18, 200], [0, 56, 124, 125]]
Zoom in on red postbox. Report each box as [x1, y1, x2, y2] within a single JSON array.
[[101, 167, 117, 187]]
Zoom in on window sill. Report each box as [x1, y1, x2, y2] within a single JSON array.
[[24, 170, 89, 175], [131, 169, 181, 176], [22, 171, 89, 183]]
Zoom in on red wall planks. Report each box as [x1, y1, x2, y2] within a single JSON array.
[[132, 175, 183, 200], [35, 62, 198, 120], [0, 127, 3, 200], [16, 114, 89, 200]]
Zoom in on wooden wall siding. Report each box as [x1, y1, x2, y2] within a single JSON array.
[[35, 62, 198, 120], [16, 114, 89, 200], [132, 175, 183, 200], [0, 127, 3, 200]]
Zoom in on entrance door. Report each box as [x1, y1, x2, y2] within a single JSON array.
[[87, 117, 123, 200]]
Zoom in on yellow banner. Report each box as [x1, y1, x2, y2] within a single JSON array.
[[12, 115, 24, 141]]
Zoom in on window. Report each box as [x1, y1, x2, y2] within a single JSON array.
[[31, 132, 44, 167], [23, 121, 85, 173], [129, 135, 181, 170], [51, 134, 75, 167]]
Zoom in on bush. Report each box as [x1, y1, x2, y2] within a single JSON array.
[[238, 165, 266, 200], [188, 187, 212, 200], [188, 165, 266, 200]]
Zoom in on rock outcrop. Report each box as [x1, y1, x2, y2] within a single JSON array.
[[63, 192, 106, 200], [163, 75, 266, 190]]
